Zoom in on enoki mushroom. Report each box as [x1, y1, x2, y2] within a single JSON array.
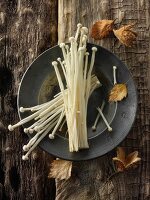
[[8, 23, 114, 160], [91, 66, 117, 132]]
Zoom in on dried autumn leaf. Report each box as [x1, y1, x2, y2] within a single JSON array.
[[112, 147, 126, 171], [113, 147, 141, 172], [91, 20, 115, 40], [125, 151, 141, 169], [109, 83, 127, 102], [48, 160, 72, 180], [113, 24, 137, 47]]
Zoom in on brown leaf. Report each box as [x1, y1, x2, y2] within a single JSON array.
[[48, 160, 72, 180], [117, 147, 125, 161], [91, 20, 115, 40], [113, 24, 137, 47], [113, 147, 126, 171], [125, 151, 141, 169], [109, 83, 127, 102], [113, 147, 141, 172]]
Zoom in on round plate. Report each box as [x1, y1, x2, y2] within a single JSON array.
[[18, 43, 137, 161]]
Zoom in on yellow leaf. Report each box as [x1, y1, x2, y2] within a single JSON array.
[[109, 83, 127, 102], [48, 160, 72, 180]]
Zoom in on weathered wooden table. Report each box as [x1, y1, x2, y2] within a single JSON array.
[[0, 0, 149, 199]]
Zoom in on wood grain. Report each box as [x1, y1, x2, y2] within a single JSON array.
[[0, 0, 150, 199], [0, 0, 57, 199], [57, 0, 150, 199]]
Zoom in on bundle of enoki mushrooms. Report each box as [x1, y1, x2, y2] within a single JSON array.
[[8, 23, 103, 160]]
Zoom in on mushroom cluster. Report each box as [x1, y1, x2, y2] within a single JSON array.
[[8, 23, 115, 160]]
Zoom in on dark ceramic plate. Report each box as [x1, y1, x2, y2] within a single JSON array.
[[18, 43, 137, 161]]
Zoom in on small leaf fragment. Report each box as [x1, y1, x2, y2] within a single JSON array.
[[109, 83, 127, 102], [48, 160, 72, 180], [125, 151, 141, 169], [91, 20, 115, 40], [113, 24, 137, 47]]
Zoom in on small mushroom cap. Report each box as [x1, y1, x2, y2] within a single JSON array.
[[85, 52, 89, 56], [92, 126, 96, 131], [8, 125, 14, 131], [113, 66, 117, 70], [19, 107, 24, 112], [57, 57, 61, 62], [34, 126, 40, 132], [108, 127, 113, 132], [77, 23, 82, 28], [52, 61, 58, 66], [92, 47, 97, 52], [81, 27, 88, 34], [29, 129, 34, 134], [49, 134, 55, 139], [96, 81, 101, 86], [24, 128, 28, 133], [23, 145, 28, 151], [22, 155, 29, 160]]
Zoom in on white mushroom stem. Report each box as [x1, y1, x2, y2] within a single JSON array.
[[83, 52, 89, 92], [19, 101, 50, 112], [57, 57, 67, 81], [97, 107, 112, 132], [8, 102, 56, 131], [9, 24, 100, 157], [8, 75, 98, 133], [49, 110, 65, 139], [75, 23, 82, 41], [38, 99, 63, 118], [82, 35, 88, 46], [22, 119, 57, 160], [52, 61, 72, 146], [59, 43, 67, 61], [54, 91, 62, 98], [23, 117, 58, 151], [90, 81, 101, 96], [113, 66, 117, 85], [35, 107, 64, 131], [30, 95, 62, 111], [86, 47, 97, 104], [92, 101, 105, 131], [52, 61, 65, 94], [79, 27, 88, 47], [59, 117, 66, 131], [26, 114, 49, 133]]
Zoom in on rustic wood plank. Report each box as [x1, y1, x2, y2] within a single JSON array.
[[57, 0, 150, 199], [0, 0, 58, 199]]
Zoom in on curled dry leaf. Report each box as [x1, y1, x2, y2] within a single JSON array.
[[113, 147, 141, 172], [109, 83, 127, 102], [91, 20, 115, 40], [48, 160, 72, 180], [113, 24, 137, 47]]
